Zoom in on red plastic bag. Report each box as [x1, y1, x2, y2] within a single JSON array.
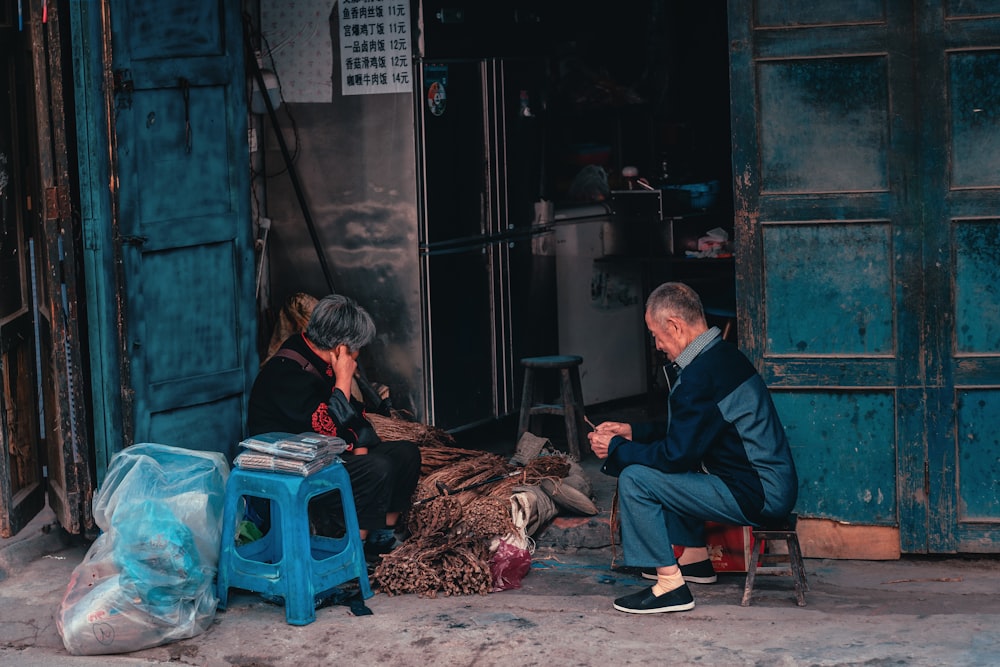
[[490, 538, 532, 592]]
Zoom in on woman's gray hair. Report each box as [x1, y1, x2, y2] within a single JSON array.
[[645, 282, 706, 327], [305, 294, 376, 351]]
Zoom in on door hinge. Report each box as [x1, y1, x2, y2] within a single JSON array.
[[44, 186, 71, 221], [924, 460, 930, 498], [113, 68, 133, 109]]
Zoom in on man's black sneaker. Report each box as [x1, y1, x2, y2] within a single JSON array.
[[613, 584, 695, 614], [641, 559, 718, 584]]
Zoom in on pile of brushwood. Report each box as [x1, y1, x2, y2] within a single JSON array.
[[369, 415, 584, 598]]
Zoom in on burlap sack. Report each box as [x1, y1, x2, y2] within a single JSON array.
[[539, 477, 599, 516], [510, 432, 550, 467], [560, 470, 593, 498], [510, 484, 558, 536]]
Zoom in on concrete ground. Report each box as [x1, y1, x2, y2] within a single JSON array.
[[2, 403, 999, 666]]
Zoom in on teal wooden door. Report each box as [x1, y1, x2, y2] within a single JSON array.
[[728, 0, 1000, 553], [927, 5, 1000, 552], [75, 0, 255, 478]]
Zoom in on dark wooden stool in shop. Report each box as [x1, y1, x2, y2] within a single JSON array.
[[517, 355, 586, 461], [703, 304, 737, 342], [741, 512, 809, 607]]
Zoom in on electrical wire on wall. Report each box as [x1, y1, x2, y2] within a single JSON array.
[[243, 11, 303, 311], [244, 12, 300, 180], [244, 11, 336, 295]]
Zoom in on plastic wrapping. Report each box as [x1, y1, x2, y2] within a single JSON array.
[[56, 443, 229, 655], [489, 491, 534, 592], [489, 539, 532, 592]]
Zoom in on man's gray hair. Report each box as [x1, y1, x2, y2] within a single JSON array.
[[305, 294, 376, 351], [645, 282, 706, 327]]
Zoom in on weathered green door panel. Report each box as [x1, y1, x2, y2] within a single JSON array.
[[148, 395, 246, 455], [955, 390, 1000, 521], [757, 57, 890, 193], [953, 221, 1000, 353], [128, 244, 242, 387], [753, 1, 885, 26], [763, 223, 894, 355], [73, 0, 255, 478], [729, 0, 1000, 552], [947, 0, 1000, 17], [129, 87, 235, 223], [949, 52, 1000, 187], [124, 1, 222, 60], [774, 391, 896, 525]]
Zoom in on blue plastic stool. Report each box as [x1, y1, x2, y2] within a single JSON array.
[[216, 461, 373, 625]]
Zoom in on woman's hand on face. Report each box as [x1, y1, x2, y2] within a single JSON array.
[[329, 345, 358, 396], [328, 345, 357, 398], [331, 345, 358, 377]]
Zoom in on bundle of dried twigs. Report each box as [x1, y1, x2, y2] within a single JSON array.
[[461, 496, 518, 538], [414, 453, 512, 503], [374, 531, 493, 598], [413, 452, 572, 505], [375, 495, 514, 597], [414, 444, 488, 476], [367, 411, 456, 448], [407, 494, 466, 537], [373, 453, 575, 597]]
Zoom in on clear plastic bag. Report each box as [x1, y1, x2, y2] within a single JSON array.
[[56, 443, 229, 655]]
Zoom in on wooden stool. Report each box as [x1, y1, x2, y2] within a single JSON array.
[[703, 304, 737, 342], [517, 355, 586, 461], [741, 513, 809, 607]]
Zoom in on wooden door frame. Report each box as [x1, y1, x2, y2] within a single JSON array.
[[69, 0, 130, 485], [0, 0, 93, 537], [29, 0, 94, 537]]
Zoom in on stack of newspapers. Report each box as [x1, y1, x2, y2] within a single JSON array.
[[235, 432, 348, 476]]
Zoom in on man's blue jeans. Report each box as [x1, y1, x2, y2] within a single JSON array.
[[618, 466, 752, 568]]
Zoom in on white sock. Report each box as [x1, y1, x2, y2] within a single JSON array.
[[652, 569, 685, 596]]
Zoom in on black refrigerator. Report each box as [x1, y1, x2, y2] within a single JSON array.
[[416, 57, 556, 431]]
